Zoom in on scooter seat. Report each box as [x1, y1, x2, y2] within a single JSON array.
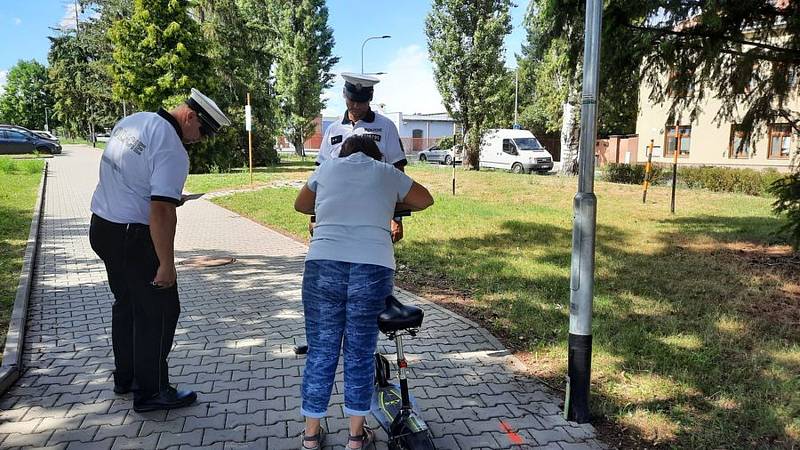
[[378, 295, 424, 333]]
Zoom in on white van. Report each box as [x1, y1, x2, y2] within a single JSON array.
[[479, 129, 554, 174]]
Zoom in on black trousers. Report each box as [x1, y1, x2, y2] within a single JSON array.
[[89, 213, 180, 399]]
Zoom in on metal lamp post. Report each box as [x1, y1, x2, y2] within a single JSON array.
[[565, 0, 602, 424], [361, 35, 391, 74]]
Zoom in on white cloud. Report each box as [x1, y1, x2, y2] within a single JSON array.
[[13, 17, 21, 25], [60, 3, 79, 30], [0, 69, 7, 96], [321, 45, 446, 116]]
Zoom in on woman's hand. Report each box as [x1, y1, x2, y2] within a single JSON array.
[[391, 219, 403, 243]]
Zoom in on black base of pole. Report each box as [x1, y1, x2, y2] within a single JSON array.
[[566, 333, 592, 423]]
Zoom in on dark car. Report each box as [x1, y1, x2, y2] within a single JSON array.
[[0, 126, 62, 154]]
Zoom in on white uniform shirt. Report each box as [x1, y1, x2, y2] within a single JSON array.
[[317, 109, 407, 167], [91, 109, 189, 225]]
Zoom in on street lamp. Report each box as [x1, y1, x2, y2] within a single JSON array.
[[361, 35, 391, 74]]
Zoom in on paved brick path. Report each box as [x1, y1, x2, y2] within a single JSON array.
[[0, 146, 605, 449]]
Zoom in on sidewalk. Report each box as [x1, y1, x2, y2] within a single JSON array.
[[0, 145, 604, 450]]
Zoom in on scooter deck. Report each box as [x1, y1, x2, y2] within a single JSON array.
[[371, 384, 429, 433]]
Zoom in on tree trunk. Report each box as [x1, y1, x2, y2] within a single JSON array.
[[292, 132, 305, 157], [560, 101, 579, 175], [465, 127, 480, 170]]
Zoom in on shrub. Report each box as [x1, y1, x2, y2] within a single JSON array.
[[603, 163, 664, 185], [603, 163, 783, 196], [768, 172, 800, 250], [677, 166, 782, 196]]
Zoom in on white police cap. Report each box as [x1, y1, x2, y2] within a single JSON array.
[[341, 72, 380, 102], [187, 88, 231, 135]]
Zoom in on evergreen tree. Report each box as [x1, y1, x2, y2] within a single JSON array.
[[426, 0, 513, 169], [109, 0, 210, 111], [0, 60, 53, 130], [271, 0, 339, 156]]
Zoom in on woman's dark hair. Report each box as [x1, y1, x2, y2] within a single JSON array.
[[339, 135, 383, 161]]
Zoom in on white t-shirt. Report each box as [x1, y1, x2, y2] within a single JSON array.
[[305, 152, 413, 270], [91, 110, 189, 225], [317, 109, 407, 167]]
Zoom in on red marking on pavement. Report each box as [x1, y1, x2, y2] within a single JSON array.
[[499, 420, 525, 445]]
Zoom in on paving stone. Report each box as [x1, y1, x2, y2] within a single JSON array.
[[224, 437, 268, 450], [66, 437, 114, 450], [1, 430, 53, 447], [47, 425, 99, 445], [111, 433, 159, 449], [156, 430, 203, 449]]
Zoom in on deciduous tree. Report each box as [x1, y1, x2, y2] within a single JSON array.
[[426, 0, 513, 169]]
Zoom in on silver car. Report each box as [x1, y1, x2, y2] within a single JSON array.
[[417, 145, 463, 165]]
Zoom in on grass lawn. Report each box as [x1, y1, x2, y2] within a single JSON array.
[[0, 157, 44, 355], [60, 137, 106, 150], [191, 161, 799, 449], [183, 155, 316, 193]]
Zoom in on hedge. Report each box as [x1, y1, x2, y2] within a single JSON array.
[[602, 163, 784, 196]]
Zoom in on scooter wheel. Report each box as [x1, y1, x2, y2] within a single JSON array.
[[374, 353, 391, 387]]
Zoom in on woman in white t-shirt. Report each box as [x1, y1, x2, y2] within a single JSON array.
[[294, 136, 433, 450]]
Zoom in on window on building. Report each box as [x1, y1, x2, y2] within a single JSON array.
[[412, 129, 423, 139], [768, 124, 792, 159], [728, 124, 750, 159], [664, 125, 691, 157]]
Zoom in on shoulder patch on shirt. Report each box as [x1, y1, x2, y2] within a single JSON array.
[[330, 135, 343, 145], [363, 133, 382, 142]]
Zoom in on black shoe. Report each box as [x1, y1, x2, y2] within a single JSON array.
[[133, 386, 197, 413]]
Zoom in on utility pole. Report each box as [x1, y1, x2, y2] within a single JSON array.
[[514, 67, 519, 127], [565, 0, 602, 424], [74, 0, 80, 35]]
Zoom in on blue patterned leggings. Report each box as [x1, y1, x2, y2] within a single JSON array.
[[301, 259, 394, 418]]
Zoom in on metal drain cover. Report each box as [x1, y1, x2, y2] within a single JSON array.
[[179, 255, 236, 267]]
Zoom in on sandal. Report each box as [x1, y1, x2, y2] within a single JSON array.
[[301, 427, 325, 450], [346, 426, 375, 450]]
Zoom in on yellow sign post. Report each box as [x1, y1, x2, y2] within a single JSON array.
[[642, 139, 654, 203]]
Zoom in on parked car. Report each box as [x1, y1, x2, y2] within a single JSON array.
[[417, 144, 463, 165], [479, 129, 553, 174], [32, 130, 59, 141], [0, 125, 62, 155]]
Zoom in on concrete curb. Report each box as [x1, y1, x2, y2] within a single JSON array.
[[0, 161, 48, 395]]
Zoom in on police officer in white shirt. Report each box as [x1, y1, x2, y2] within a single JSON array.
[[89, 88, 231, 412], [316, 72, 408, 241]]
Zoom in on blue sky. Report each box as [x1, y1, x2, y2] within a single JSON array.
[[0, 1, 528, 114]]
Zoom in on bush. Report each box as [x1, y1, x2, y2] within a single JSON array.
[[603, 163, 783, 196], [768, 172, 800, 250], [603, 163, 664, 185], [678, 166, 782, 196]]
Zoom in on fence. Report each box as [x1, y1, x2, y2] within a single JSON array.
[[595, 135, 639, 165]]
